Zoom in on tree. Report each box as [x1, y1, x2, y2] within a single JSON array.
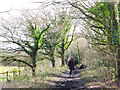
[[54, 11, 75, 66], [57, 18, 75, 66], [69, 1, 120, 83], [0, 12, 50, 76], [41, 26, 61, 68], [36, 9, 74, 67]]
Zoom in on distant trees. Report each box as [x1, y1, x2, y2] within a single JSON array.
[[69, 1, 120, 82]]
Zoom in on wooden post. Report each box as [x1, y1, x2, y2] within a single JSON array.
[[19, 69, 21, 75], [6, 71, 9, 84], [18, 62, 20, 75], [13, 70, 15, 80]]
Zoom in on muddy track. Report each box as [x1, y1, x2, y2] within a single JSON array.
[[50, 69, 90, 89], [0, 68, 91, 89]]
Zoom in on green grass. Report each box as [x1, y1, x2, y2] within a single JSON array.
[[1, 59, 117, 88], [0, 66, 24, 82], [80, 69, 101, 78], [0, 66, 24, 73], [0, 77, 7, 81], [80, 67, 117, 88], [0, 59, 67, 88]]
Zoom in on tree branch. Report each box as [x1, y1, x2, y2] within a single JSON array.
[[69, 2, 109, 29], [12, 41, 31, 55], [13, 58, 33, 68]]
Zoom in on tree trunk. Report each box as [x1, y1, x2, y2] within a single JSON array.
[[61, 39, 65, 66], [50, 51, 55, 68], [31, 53, 37, 76], [118, 3, 120, 84], [109, 2, 120, 84], [32, 67, 36, 76], [77, 42, 81, 64], [117, 46, 120, 84], [51, 56, 55, 68], [51, 59, 55, 68], [61, 52, 65, 66]]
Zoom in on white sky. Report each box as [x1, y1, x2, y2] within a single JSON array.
[[0, 0, 52, 19], [0, 0, 47, 12]]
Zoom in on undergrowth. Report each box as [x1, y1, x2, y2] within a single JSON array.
[[1, 59, 67, 88]]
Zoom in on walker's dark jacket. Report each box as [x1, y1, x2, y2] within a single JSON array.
[[68, 58, 78, 70]]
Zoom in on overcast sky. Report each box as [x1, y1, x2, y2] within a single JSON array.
[[0, 0, 49, 12], [0, 0, 54, 19]]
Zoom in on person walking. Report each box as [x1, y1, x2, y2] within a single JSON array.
[[68, 56, 78, 77]]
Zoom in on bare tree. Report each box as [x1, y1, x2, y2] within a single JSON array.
[[0, 10, 50, 76]]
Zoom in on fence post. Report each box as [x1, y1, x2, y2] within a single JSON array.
[[13, 70, 15, 80], [18, 62, 20, 75], [6, 71, 9, 84], [19, 69, 21, 75]]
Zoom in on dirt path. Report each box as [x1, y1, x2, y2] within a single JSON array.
[[0, 68, 92, 89], [49, 68, 90, 89], [0, 81, 6, 90]]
